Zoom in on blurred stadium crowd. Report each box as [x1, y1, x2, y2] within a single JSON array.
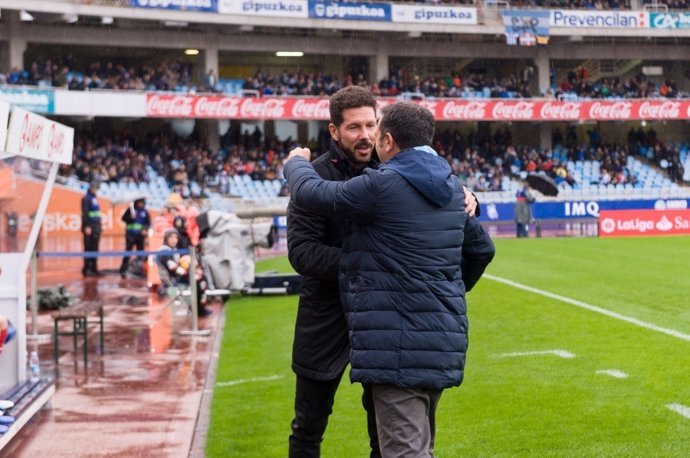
[[2, 57, 688, 100], [57, 124, 684, 203]]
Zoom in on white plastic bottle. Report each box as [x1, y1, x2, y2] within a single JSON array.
[[29, 351, 40, 382]]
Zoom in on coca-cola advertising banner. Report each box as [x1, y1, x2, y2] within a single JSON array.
[[145, 95, 690, 121], [599, 209, 690, 237]]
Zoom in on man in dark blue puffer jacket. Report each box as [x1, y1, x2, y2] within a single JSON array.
[[284, 101, 495, 457]]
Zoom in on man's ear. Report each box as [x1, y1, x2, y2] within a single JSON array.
[[384, 132, 395, 154], [328, 123, 338, 142]]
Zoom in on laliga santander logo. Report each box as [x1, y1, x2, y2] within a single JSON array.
[[655, 215, 674, 231], [600, 218, 616, 234], [147, 95, 194, 117], [638, 101, 680, 119], [588, 101, 632, 120], [540, 102, 581, 120], [491, 101, 534, 120], [291, 99, 330, 120], [19, 114, 44, 154], [441, 101, 487, 120], [239, 98, 287, 119]]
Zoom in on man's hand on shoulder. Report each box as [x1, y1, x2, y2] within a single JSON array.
[[286, 147, 311, 164], [463, 186, 478, 217]]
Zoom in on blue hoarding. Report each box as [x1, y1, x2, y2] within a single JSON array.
[[308, 1, 391, 21], [0, 88, 54, 114], [130, 0, 217, 13], [650, 12, 690, 29], [478, 198, 690, 223]]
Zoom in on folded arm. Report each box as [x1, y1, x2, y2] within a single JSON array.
[[461, 217, 496, 292]]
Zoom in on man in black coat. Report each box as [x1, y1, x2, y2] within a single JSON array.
[[285, 102, 495, 457], [287, 87, 479, 457], [287, 86, 381, 457]]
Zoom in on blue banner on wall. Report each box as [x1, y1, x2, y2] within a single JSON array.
[[0, 88, 54, 114], [502, 10, 550, 46], [130, 0, 218, 13], [478, 198, 690, 223], [650, 12, 690, 29], [308, 1, 391, 21]]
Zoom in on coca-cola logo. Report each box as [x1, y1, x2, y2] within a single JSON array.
[[19, 114, 44, 153], [147, 95, 194, 117], [194, 97, 241, 118], [539, 102, 581, 120], [441, 101, 487, 120], [239, 98, 287, 119], [47, 123, 65, 158], [291, 99, 330, 120], [491, 101, 535, 120], [588, 101, 632, 120], [638, 101, 680, 119], [418, 101, 437, 116]]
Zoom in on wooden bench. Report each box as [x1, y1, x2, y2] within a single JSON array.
[[52, 301, 104, 367]]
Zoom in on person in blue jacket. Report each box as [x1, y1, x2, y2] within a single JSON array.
[[284, 101, 495, 457]]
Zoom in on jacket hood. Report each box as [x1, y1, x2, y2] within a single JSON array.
[[384, 147, 454, 207]]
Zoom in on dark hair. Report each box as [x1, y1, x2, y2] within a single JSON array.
[[329, 86, 376, 127], [378, 102, 435, 151], [163, 228, 179, 246], [173, 215, 186, 230]]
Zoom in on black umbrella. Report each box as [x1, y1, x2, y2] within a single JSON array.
[[526, 173, 559, 196]]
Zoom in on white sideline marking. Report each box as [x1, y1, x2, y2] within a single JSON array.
[[216, 374, 284, 387], [596, 369, 629, 379], [500, 350, 576, 359], [485, 274, 690, 343], [667, 403, 690, 419]]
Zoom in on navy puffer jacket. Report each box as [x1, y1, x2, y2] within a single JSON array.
[[285, 147, 495, 390]]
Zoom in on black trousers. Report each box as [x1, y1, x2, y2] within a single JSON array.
[[289, 373, 380, 458], [82, 231, 101, 274], [120, 233, 145, 273]]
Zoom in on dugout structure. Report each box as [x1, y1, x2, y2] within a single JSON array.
[[0, 100, 74, 450]]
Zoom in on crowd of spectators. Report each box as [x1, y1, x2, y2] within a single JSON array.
[[241, 66, 534, 99], [60, 128, 299, 198], [429, 127, 578, 192], [375, 66, 533, 98], [3, 55, 689, 101], [59, 123, 687, 201], [0, 56, 197, 92], [643, 0, 690, 9], [242, 70, 354, 96], [551, 66, 684, 99], [627, 127, 685, 183]]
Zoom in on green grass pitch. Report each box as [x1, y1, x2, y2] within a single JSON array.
[[207, 236, 690, 457]]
